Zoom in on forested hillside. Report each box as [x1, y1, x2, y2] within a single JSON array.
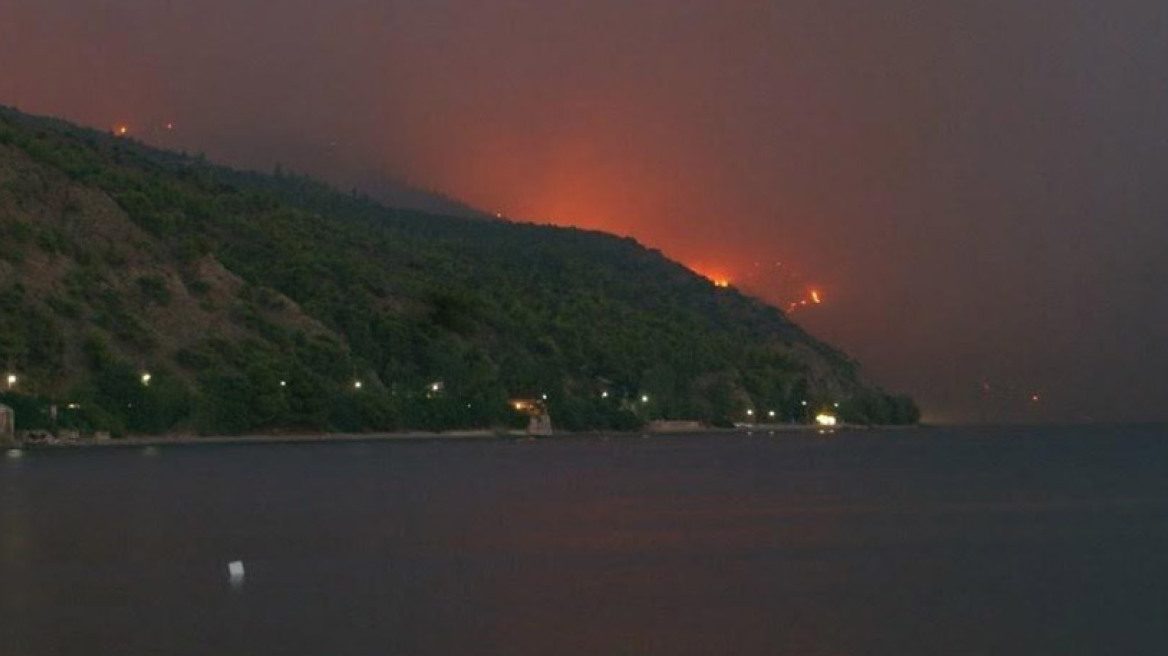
[[0, 106, 918, 436]]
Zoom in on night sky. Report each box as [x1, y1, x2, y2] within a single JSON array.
[[3, 0, 1166, 423]]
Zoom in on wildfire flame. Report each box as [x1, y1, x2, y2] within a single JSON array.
[[688, 265, 732, 289], [688, 262, 823, 312], [787, 288, 824, 313]]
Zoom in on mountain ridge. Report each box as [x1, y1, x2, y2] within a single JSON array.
[[0, 106, 918, 436]]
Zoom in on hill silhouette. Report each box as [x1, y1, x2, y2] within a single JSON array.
[[0, 106, 917, 436]]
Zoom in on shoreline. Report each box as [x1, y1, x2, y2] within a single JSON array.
[[8, 422, 919, 451]]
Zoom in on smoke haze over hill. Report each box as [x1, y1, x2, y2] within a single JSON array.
[[3, 0, 1166, 422]]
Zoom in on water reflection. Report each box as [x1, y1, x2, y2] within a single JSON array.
[[1, 427, 1167, 655]]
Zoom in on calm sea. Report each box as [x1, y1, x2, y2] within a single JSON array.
[[3, 425, 1168, 655]]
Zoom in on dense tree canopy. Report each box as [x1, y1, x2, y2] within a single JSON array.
[[0, 107, 917, 435]]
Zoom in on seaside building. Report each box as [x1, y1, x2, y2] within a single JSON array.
[[0, 404, 14, 447], [510, 398, 554, 436]]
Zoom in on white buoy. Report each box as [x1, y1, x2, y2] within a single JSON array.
[[228, 560, 245, 588]]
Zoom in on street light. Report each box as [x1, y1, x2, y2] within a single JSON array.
[[140, 373, 152, 386], [641, 394, 649, 403], [5, 374, 16, 389], [353, 380, 363, 390]]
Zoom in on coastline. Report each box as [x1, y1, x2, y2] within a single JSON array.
[[10, 422, 917, 451]]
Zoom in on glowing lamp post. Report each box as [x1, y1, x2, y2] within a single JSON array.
[[5, 374, 16, 389]]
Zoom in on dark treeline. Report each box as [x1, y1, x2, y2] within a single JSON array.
[[0, 107, 918, 436]]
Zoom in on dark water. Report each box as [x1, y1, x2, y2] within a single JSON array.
[[3, 426, 1168, 655]]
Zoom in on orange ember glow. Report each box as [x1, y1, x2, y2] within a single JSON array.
[[688, 265, 731, 289], [786, 287, 825, 313], [113, 124, 129, 137]]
